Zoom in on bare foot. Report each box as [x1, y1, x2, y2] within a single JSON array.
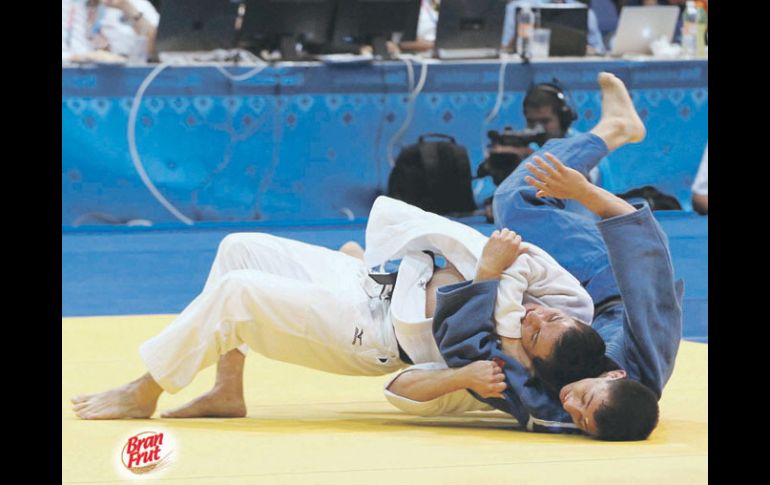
[[590, 72, 646, 151], [161, 349, 247, 418], [71, 373, 163, 420], [339, 241, 365, 261], [161, 385, 246, 418]]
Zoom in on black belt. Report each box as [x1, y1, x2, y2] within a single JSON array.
[[368, 270, 397, 300], [368, 250, 438, 364], [368, 271, 398, 286], [594, 296, 623, 316], [397, 344, 414, 365], [367, 270, 414, 364]]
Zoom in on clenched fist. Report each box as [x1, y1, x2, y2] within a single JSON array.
[[459, 360, 507, 399], [476, 228, 528, 281]]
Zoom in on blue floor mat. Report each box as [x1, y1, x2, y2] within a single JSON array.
[[62, 213, 707, 340]]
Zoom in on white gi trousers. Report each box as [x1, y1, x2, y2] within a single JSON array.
[[139, 233, 405, 393]]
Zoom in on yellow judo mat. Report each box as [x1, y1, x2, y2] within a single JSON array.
[[62, 315, 707, 484]]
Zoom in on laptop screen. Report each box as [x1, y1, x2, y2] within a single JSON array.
[[610, 5, 680, 56], [434, 0, 508, 52]]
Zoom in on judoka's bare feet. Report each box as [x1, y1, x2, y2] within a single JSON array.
[[161, 349, 246, 418], [339, 241, 365, 261], [160, 385, 246, 418], [71, 373, 162, 419], [590, 72, 646, 151]]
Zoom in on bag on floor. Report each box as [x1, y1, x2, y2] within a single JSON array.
[[387, 133, 477, 215], [616, 185, 682, 211]]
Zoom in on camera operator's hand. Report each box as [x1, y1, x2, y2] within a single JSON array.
[[524, 153, 593, 201]]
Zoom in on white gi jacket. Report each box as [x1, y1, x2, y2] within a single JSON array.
[[364, 196, 593, 365]]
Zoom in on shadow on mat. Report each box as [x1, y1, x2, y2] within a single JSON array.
[[135, 412, 528, 438]]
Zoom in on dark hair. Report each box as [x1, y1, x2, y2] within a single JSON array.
[[593, 380, 660, 441], [523, 83, 578, 134], [531, 322, 606, 393], [523, 86, 563, 112]]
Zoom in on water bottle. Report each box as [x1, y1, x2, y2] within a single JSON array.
[[695, 1, 707, 57], [681, 1, 698, 58], [517, 2, 534, 61]]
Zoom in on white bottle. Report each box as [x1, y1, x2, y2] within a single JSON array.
[[695, 1, 707, 57], [681, 1, 698, 58], [517, 2, 534, 61]]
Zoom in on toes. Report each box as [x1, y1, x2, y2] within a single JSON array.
[[71, 394, 90, 404], [72, 402, 90, 412]]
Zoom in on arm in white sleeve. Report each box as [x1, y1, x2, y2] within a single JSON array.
[[384, 363, 495, 416], [494, 244, 594, 338]]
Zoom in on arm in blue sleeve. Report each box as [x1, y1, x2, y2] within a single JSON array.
[[597, 205, 684, 397], [586, 7, 606, 53], [433, 280, 581, 434], [501, 2, 517, 48], [433, 280, 499, 367]]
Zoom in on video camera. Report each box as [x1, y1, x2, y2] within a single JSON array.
[[487, 125, 548, 148], [476, 125, 547, 185]]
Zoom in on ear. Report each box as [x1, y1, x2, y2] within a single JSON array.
[[604, 369, 627, 380]]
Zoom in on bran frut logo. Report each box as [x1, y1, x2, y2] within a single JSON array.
[[118, 430, 175, 477]]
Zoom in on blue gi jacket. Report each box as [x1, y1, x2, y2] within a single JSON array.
[[433, 206, 684, 432]]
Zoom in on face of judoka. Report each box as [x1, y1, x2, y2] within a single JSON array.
[[520, 303, 581, 361], [558, 370, 627, 435]]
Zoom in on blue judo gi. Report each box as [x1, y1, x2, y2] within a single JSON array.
[[433, 133, 684, 433]]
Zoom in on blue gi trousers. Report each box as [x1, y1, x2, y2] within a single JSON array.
[[492, 133, 620, 306]]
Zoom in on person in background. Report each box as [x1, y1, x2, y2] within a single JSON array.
[[476, 82, 615, 215], [691, 143, 707, 215], [399, 0, 441, 53], [62, 0, 159, 63], [502, 0, 608, 55], [591, 0, 622, 49]]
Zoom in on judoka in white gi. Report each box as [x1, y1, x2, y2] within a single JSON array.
[[71, 196, 594, 420]]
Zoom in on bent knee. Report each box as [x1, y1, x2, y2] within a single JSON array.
[[217, 233, 280, 258]]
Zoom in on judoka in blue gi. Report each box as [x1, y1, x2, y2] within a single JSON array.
[[387, 72, 684, 441]]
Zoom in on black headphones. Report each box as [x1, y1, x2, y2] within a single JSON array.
[[523, 80, 578, 133]]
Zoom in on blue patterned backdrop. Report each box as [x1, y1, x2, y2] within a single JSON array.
[[62, 59, 707, 228]]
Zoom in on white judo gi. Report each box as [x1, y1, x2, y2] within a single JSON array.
[[138, 196, 592, 396], [139, 233, 404, 393]]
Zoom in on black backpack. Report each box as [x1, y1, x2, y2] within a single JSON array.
[[616, 185, 683, 211], [387, 133, 477, 215]]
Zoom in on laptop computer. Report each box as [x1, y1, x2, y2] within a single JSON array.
[[155, 0, 241, 56], [513, 3, 589, 57], [434, 0, 508, 60], [610, 5, 680, 56]]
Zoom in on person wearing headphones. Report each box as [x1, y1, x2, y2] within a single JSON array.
[[476, 82, 615, 217], [519, 82, 612, 187]]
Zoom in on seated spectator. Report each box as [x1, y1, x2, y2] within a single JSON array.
[[691, 143, 707, 215], [502, 0, 608, 55], [592, 0, 621, 49], [62, 0, 159, 63], [399, 0, 440, 53]]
